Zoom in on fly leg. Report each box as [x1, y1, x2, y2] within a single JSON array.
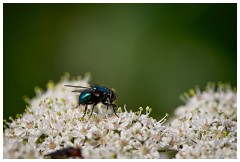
[[89, 104, 97, 118], [103, 103, 119, 118], [75, 103, 80, 109], [82, 105, 88, 118], [111, 104, 119, 118]]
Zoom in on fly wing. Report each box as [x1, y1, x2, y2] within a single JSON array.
[[64, 85, 89, 88], [71, 89, 85, 93], [65, 84, 97, 93]]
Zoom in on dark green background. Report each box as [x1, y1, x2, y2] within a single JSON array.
[[4, 4, 236, 120]]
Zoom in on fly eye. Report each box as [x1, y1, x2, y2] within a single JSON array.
[[110, 91, 116, 102]]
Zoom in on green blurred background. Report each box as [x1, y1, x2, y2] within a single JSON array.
[[4, 4, 236, 120]]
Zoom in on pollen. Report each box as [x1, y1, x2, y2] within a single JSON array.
[[201, 123, 210, 130], [140, 146, 149, 155], [48, 141, 56, 150], [26, 122, 34, 129], [118, 139, 128, 147]]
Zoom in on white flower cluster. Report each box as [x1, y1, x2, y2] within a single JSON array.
[[3, 74, 170, 159], [3, 137, 41, 159], [3, 74, 237, 159], [167, 83, 237, 158]]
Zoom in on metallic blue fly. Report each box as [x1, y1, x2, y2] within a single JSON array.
[[64, 85, 118, 118]]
